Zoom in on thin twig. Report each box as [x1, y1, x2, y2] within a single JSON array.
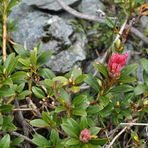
[[107, 119, 138, 148], [120, 122, 148, 126], [111, 16, 129, 48], [2, 0, 8, 61], [26, 97, 42, 118], [107, 126, 127, 148], [130, 27, 148, 45], [14, 99, 30, 137], [13, 108, 34, 111], [93, 17, 129, 77], [56, 0, 148, 47], [11, 132, 33, 144], [56, 0, 107, 24]]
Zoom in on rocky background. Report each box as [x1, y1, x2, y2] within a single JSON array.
[[9, 0, 148, 74]]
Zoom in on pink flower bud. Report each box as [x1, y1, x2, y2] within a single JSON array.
[[79, 129, 91, 143], [108, 52, 128, 77]]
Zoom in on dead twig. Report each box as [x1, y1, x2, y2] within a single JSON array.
[[56, 0, 106, 24], [56, 0, 148, 47], [11, 131, 33, 144], [14, 99, 30, 136], [120, 122, 148, 126], [26, 97, 42, 118], [13, 108, 34, 111], [107, 126, 127, 148], [2, 0, 8, 62], [107, 119, 138, 148], [130, 27, 148, 45]]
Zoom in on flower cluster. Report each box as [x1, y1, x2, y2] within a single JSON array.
[[108, 52, 128, 77], [79, 129, 91, 143]]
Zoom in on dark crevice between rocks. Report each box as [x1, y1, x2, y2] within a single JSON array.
[[43, 24, 51, 32]]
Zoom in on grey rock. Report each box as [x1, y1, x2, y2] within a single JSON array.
[[22, 0, 80, 11], [78, 0, 105, 15], [9, 3, 73, 52], [46, 16, 73, 46], [9, 2, 87, 73], [140, 16, 148, 30], [47, 33, 87, 73]]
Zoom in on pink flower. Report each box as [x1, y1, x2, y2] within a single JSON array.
[[79, 129, 91, 143], [108, 52, 128, 77]]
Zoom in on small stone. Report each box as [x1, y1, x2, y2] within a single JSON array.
[[78, 0, 105, 15]]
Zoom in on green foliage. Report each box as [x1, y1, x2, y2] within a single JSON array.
[[0, 0, 147, 147]]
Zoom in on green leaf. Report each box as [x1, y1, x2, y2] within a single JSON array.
[[61, 125, 78, 138], [3, 53, 18, 76], [58, 88, 70, 102], [141, 58, 148, 74], [32, 133, 51, 147], [39, 68, 55, 79], [18, 90, 32, 100], [0, 78, 13, 86], [89, 138, 108, 146], [94, 63, 108, 78], [50, 129, 59, 145], [55, 106, 65, 113], [72, 108, 87, 116], [37, 50, 52, 67], [119, 76, 137, 83], [18, 58, 30, 67], [89, 127, 101, 135], [121, 64, 138, 76], [71, 67, 82, 81], [32, 86, 45, 99], [30, 48, 37, 65], [0, 114, 3, 127], [143, 71, 148, 85], [11, 137, 24, 147], [0, 86, 15, 97], [7, 0, 19, 10], [62, 119, 79, 138], [2, 116, 16, 131], [110, 85, 133, 93], [42, 112, 56, 127], [134, 84, 148, 95], [85, 74, 99, 92], [72, 95, 87, 106], [30, 119, 49, 127], [53, 76, 68, 86], [66, 138, 80, 145], [80, 117, 88, 130], [0, 134, 10, 148], [99, 96, 110, 107], [16, 83, 25, 93], [105, 17, 115, 28], [0, 105, 13, 113], [11, 71, 27, 83], [13, 44, 30, 57], [87, 105, 103, 114], [75, 74, 87, 84], [70, 86, 80, 93]]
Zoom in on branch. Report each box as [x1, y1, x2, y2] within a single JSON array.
[[14, 99, 30, 136], [2, 0, 8, 62], [56, 0, 148, 46], [55, 0, 106, 24], [130, 27, 148, 45], [107, 126, 127, 148], [11, 131, 33, 144], [120, 122, 148, 126], [26, 97, 42, 118]]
